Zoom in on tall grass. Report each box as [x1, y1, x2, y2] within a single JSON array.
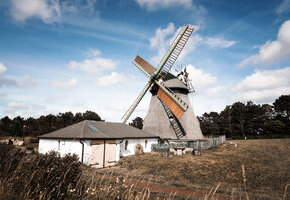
[[0, 144, 288, 200], [0, 144, 179, 200]]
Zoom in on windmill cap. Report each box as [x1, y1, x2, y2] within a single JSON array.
[[163, 73, 188, 90]]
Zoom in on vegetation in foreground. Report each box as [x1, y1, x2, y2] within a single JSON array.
[[0, 144, 200, 200], [112, 139, 290, 200], [1, 139, 289, 200]]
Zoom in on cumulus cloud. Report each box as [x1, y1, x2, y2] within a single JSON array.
[[182, 65, 231, 116], [0, 62, 7, 75], [185, 64, 217, 91], [178, 34, 203, 61], [276, 0, 290, 15], [207, 86, 226, 97], [149, 23, 201, 64], [96, 72, 126, 87], [0, 63, 36, 87], [0, 62, 17, 87], [235, 67, 290, 102], [150, 23, 175, 64], [11, 0, 61, 23], [135, 0, 192, 11], [150, 23, 175, 49], [51, 78, 78, 90], [69, 50, 117, 75], [149, 23, 236, 64], [240, 20, 290, 67]]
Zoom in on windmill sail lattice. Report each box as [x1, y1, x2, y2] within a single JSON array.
[[121, 82, 151, 123], [157, 26, 194, 78], [157, 96, 186, 139]]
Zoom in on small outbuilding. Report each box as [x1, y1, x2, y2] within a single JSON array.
[[38, 120, 159, 168]]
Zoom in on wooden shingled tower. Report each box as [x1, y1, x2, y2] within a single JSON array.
[[122, 25, 203, 140]]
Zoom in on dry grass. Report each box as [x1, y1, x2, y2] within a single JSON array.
[[1, 139, 289, 199], [106, 139, 290, 199], [0, 144, 198, 200]]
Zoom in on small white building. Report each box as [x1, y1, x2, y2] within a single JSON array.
[[38, 120, 159, 168]]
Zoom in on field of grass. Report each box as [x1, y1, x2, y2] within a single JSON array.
[[101, 139, 290, 199], [1, 139, 289, 199], [0, 143, 197, 200]]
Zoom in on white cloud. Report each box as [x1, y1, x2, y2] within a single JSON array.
[[207, 86, 226, 97], [135, 0, 192, 11], [61, 0, 99, 18], [4, 102, 46, 116], [203, 36, 236, 48], [17, 75, 37, 87], [185, 64, 217, 91], [86, 48, 102, 57], [69, 53, 117, 75], [150, 23, 236, 65], [0, 62, 17, 87], [276, 0, 290, 15], [0, 62, 7, 75], [150, 23, 175, 49], [150, 23, 175, 64], [181, 65, 233, 116], [0, 64, 36, 87], [178, 34, 203, 61], [235, 67, 290, 102], [240, 20, 290, 67], [168, 25, 203, 61], [96, 72, 126, 87], [11, 0, 61, 23], [51, 78, 78, 90], [5, 102, 29, 113]]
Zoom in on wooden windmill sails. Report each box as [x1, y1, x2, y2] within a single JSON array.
[[122, 25, 194, 139]]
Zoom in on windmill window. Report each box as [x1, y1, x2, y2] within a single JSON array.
[[145, 140, 148, 148], [125, 140, 128, 150]]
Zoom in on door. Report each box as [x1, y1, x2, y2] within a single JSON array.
[[90, 140, 104, 168], [104, 140, 117, 167]]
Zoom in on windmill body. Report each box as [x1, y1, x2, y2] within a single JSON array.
[[143, 74, 203, 140], [121, 25, 203, 140]]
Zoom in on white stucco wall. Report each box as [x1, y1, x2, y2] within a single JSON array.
[[119, 138, 158, 157], [116, 141, 121, 162], [39, 139, 91, 165], [39, 137, 159, 167]]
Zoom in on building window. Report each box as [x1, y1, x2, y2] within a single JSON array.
[[145, 140, 148, 148], [125, 140, 128, 150]]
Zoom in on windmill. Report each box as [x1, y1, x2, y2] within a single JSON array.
[[122, 25, 203, 140]]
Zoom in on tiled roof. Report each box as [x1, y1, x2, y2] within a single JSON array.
[[38, 120, 159, 139]]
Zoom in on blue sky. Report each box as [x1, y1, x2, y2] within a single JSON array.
[[0, 0, 290, 122]]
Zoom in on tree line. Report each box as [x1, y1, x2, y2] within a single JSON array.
[[0, 94, 289, 139], [198, 94, 290, 139], [0, 111, 102, 137], [129, 94, 290, 139]]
